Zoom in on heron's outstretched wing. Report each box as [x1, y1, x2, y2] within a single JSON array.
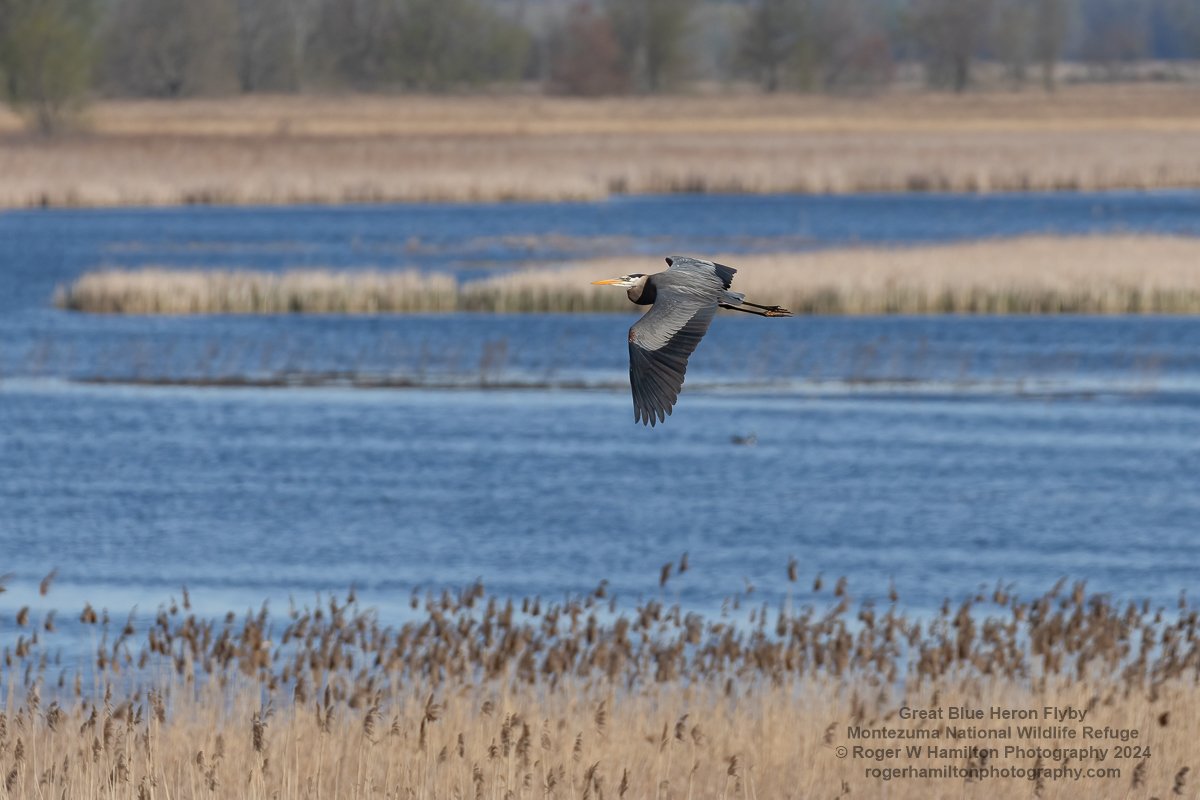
[[628, 304, 716, 426], [627, 258, 731, 426]]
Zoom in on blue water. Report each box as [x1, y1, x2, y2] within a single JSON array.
[[2, 192, 1200, 629], [7, 190, 1200, 314]]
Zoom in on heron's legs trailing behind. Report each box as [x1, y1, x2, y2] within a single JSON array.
[[719, 301, 793, 317]]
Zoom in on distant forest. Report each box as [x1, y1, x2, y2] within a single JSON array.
[[1, 0, 1199, 129]]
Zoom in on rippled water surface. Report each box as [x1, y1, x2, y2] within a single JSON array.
[[2, 193, 1199, 623]]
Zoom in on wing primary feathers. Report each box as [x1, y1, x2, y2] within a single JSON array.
[[624, 257, 745, 425], [627, 303, 717, 426], [711, 262, 737, 289]]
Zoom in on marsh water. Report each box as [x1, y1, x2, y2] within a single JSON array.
[[3, 192, 1200, 628]]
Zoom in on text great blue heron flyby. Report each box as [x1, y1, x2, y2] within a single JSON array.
[[593, 256, 792, 426]]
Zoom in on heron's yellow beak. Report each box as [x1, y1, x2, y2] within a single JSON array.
[[591, 278, 623, 285]]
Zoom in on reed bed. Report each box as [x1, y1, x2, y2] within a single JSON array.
[[3, 85, 1200, 207], [56, 269, 458, 314], [57, 235, 1200, 315], [0, 565, 1196, 799], [474, 235, 1200, 315]]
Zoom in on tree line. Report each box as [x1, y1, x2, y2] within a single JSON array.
[[2, 0, 1199, 131]]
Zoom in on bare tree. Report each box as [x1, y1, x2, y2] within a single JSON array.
[[1078, 0, 1148, 78], [1033, 0, 1068, 90], [734, 0, 811, 92], [810, 0, 893, 92], [305, 0, 392, 88], [0, 0, 95, 133], [550, 2, 628, 95], [992, 0, 1034, 87], [910, 0, 994, 92], [739, 0, 806, 92], [102, 0, 238, 96], [236, 0, 303, 92], [606, 0, 696, 92], [386, 0, 530, 90], [302, 0, 528, 91], [284, 0, 321, 91]]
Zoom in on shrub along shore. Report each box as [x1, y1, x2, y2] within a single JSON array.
[[55, 235, 1200, 315]]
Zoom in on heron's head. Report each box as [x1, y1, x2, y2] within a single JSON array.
[[591, 273, 644, 289]]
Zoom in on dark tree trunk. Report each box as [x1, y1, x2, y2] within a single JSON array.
[[953, 54, 969, 92], [765, 62, 778, 92]]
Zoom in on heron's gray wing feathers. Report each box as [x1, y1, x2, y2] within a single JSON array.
[[627, 258, 731, 425], [664, 256, 736, 291], [628, 303, 716, 425]]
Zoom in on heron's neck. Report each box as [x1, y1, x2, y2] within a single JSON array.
[[628, 277, 656, 306]]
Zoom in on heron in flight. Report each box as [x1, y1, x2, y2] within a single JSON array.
[[592, 257, 792, 426]]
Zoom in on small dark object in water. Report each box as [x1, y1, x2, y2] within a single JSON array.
[[730, 433, 757, 446]]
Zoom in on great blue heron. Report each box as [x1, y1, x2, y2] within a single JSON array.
[[592, 256, 792, 426]]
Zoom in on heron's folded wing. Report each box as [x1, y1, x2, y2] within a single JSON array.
[[627, 300, 717, 426]]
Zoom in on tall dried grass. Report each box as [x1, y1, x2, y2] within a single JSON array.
[[2, 85, 1200, 207], [0, 566, 1196, 799], [56, 235, 1200, 315], [477, 235, 1200, 315], [56, 269, 458, 314]]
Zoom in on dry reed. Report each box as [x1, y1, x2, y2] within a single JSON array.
[[56, 235, 1200, 315], [56, 269, 458, 314], [0, 566, 1197, 799], [3, 85, 1200, 208]]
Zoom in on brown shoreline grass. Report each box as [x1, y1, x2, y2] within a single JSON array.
[[55, 235, 1200, 315], [0, 567, 1196, 799], [3, 85, 1200, 207], [55, 268, 459, 314]]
